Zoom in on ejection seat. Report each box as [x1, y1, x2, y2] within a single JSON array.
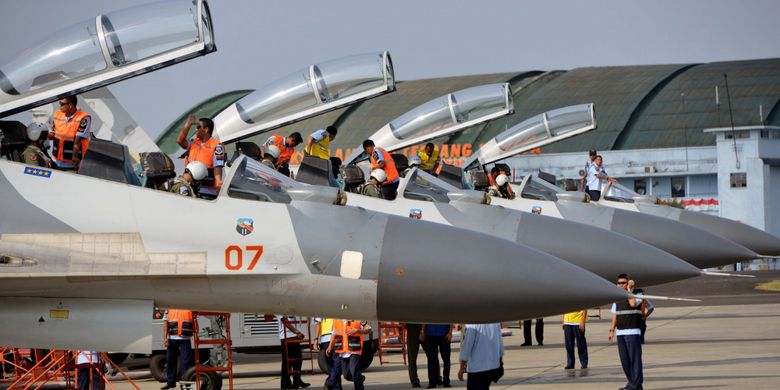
[[78, 139, 141, 186]]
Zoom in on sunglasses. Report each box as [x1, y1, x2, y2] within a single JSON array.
[[58, 101, 72, 107], [617, 281, 628, 285]]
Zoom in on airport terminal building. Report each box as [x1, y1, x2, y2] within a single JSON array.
[[158, 58, 780, 267]]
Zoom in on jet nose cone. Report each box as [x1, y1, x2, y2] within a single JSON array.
[[678, 210, 780, 257], [516, 214, 701, 286], [376, 216, 628, 324], [610, 208, 758, 269]]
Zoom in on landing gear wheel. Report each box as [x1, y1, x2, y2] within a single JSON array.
[[183, 366, 222, 390], [358, 339, 379, 371], [149, 354, 178, 383], [317, 349, 328, 373]]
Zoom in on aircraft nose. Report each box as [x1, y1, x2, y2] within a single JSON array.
[[516, 213, 702, 286], [678, 210, 780, 257], [610, 208, 758, 269], [376, 216, 628, 323]]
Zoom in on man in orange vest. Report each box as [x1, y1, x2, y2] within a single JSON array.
[[262, 132, 303, 176], [362, 139, 400, 200], [327, 319, 370, 390], [162, 309, 194, 390], [48, 95, 92, 170], [177, 114, 225, 199]]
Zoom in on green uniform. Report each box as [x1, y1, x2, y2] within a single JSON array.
[[21, 144, 52, 168], [360, 182, 382, 198], [169, 176, 196, 197]]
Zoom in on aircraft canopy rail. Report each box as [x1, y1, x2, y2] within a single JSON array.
[[215, 51, 395, 144], [227, 156, 300, 203], [462, 103, 596, 172], [402, 168, 459, 203], [0, 0, 216, 117], [520, 174, 562, 202], [343, 83, 512, 165]]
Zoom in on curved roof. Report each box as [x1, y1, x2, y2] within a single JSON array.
[[156, 58, 780, 157]]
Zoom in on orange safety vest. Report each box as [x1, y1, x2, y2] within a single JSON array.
[[331, 320, 363, 355], [267, 134, 294, 165], [166, 309, 194, 337], [370, 147, 399, 183], [52, 110, 91, 165], [185, 137, 223, 189]]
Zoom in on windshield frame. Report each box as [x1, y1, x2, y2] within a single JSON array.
[[225, 155, 301, 203], [401, 168, 456, 203]]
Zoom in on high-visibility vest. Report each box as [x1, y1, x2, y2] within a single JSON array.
[[167, 309, 194, 337], [370, 147, 399, 183], [185, 137, 223, 189], [306, 133, 331, 160], [52, 110, 91, 164], [332, 320, 363, 355], [267, 134, 294, 165], [320, 318, 334, 337], [418, 148, 439, 173]]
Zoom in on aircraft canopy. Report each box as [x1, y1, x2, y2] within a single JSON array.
[[0, 0, 215, 117], [215, 51, 395, 143]]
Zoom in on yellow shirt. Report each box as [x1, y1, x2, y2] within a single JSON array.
[[418, 147, 440, 172], [306, 129, 331, 159], [563, 310, 588, 324]]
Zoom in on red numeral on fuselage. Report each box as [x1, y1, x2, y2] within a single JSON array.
[[224, 245, 264, 271]]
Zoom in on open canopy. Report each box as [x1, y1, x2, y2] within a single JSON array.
[[462, 103, 596, 171], [214, 51, 395, 144], [0, 0, 216, 117]]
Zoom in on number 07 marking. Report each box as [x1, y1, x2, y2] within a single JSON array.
[[224, 245, 264, 271]]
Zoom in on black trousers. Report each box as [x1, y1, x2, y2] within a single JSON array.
[[76, 363, 102, 390], [382, 180, 399, 200], [166, 339, 193, 386], [563, 325, 588, 368], [341, 354, 364, 390], [424, 335, 451, 386], [588, 190, 601, 201], [466, 369, 494, 390], [617, 334, 643, 390], [405, 323, 427, 384], [280, 339, 304, 387], [523, 318, 544, 345]]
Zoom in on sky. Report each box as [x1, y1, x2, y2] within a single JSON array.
[[1, 0, 779, 139]]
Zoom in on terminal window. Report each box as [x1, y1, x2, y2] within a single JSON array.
[[730, 172, 747, 188]]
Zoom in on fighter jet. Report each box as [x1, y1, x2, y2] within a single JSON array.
[[0, 0, 630, 354], [594, 181, 780, 257], [438, 104, 759, 269], [207, 83, 701, 286]]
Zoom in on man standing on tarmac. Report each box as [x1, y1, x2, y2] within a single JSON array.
[[421, 323, 453, 388], [48, 95, 92, 171], [562, 309, 588, 370], [363, 139, 400, 200], [314, 318, 340, 390], [609, 274, 644, 390], [177, 114, 225, 199], [328, 319, 370, 390], [162, 309, 194, 390], [275, 315, 311, 389]]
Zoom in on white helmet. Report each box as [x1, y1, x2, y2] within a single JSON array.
[[265, 144, 281, 159], [409, 155, 422, 167], [370, 168, 387, 183], [495, 174, 509, 187], [185, 161, 208, 181], [26, 122, 47, 141]]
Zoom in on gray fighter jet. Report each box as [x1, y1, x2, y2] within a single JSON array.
[[440, 105, 759, 269], [206, 84, 701, 286], [0, 0, 629, 354]]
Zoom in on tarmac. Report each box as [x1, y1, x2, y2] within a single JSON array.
[[8, 273, 780, 389]]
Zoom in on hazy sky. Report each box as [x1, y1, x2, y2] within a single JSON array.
[[1, 0, 778, 138]]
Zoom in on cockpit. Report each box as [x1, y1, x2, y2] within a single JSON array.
[[518, 175, 562, 202], [402, 169, 458, 203], [226, 156, 299, 203], [601, 182, 638, 203], [0, 0, 215, 117]]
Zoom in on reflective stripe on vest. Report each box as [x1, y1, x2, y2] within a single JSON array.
[[332, 320, 363, 355], [167, 309, 194, 337], [52, 110, 90, 163], [615, 300, 642, 330], [307, 135, 330, 160], [269, 135, 294, 165], [186, 137, 222, 188], [370, 147, 399, 183]]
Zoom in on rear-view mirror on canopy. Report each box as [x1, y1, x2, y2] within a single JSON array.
[[0, 0, 216, 117], [462, 103, 596, 171], [215, 51, 395, 144], [344, 83, 513, 165]]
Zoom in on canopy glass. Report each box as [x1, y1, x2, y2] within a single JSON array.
[[235, 52, 393, 125], [227, 156, 300, 203], [496, 104, 594, 152], [402, 168, 459, 203], [602, 182, 637, 203], [389, 83, 511, 140], [0, 0, 214, 116]]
